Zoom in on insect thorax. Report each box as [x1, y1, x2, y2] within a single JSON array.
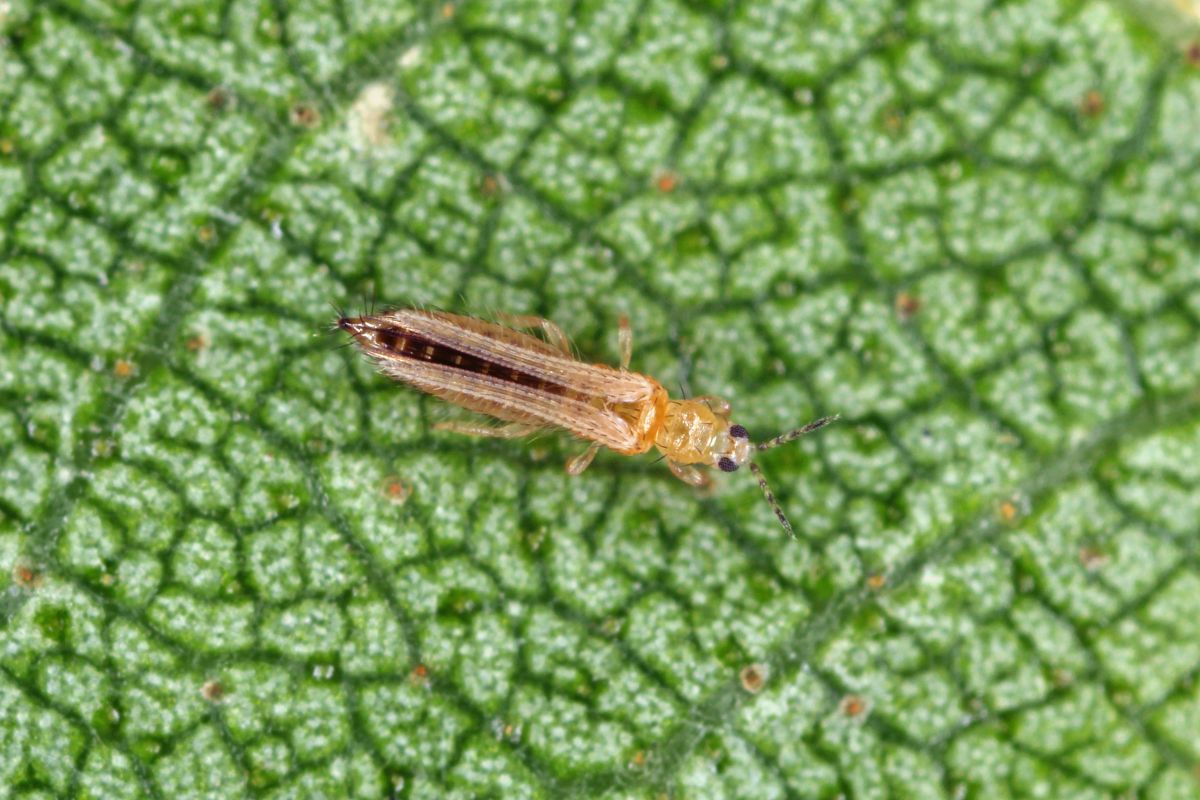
[[653, 398, 733, 466], [609, 383, 669, 456]]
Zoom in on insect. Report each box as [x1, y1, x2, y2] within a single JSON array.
[[337, 309, 835, 537]]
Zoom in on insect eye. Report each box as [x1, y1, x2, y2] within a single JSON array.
[[729, 424, 749, 439], [718, 456, 739, 472]]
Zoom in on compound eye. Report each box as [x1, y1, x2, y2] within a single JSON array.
[[729, 424, 749, 439], [717, 456, 739, 472]]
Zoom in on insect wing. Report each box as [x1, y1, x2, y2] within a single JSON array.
[[347, 310, 656, 452]]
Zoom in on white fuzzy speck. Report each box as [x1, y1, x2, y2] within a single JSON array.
[[398, 46, 422, 69], [350, 83, 394, 150]]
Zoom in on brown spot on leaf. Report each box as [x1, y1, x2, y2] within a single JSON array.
[[290, 103, 321, 129], [201, 680, 225, 702], [866, 573, 886, 590], [739, 663, 769, 694], [895, 291, 921, 320], [205, 87, 231, 113], [441, 2, 455, 19], [1186, 40, 1200, 67], [0, 138, 13, 155], [1078, 546, 1108, 571], [185, 333, 209, 352], [113, 359, 135, 379], [197, 224, 216, 244], [999, 500, 1019, 523], [479, 173, 504, 198], [1079, 89, 1105, 118]]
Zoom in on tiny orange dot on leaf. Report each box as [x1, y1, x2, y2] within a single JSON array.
[[13, 562, 41, 589], [840, 694, 868, 717], [881, 106, 906, 136], [1079, 89, 1104, 118], [895, 292, 921, 320], [410, 663, 431, 686], [382, 477, 411, 504]]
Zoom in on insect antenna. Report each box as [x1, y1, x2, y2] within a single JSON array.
[[748, 462, 794, 538], [756, 415, 839, 452], [749, 415, 839, 537]]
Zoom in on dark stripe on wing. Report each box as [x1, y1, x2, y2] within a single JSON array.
[[378, 327, 572, 396]]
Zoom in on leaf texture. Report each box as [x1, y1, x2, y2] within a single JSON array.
[[1, 1, 1199, 797]]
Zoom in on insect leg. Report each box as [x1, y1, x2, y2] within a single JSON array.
[[756, 415, 839, 451], [618, 315, 633, 370], [495, 313, 572, 356], [433, 420, 540, 439], [565, 442, 602, 475], [667, 459, 711, 490]]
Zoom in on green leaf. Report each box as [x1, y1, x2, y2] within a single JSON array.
[[2, 1, 1199, 797]]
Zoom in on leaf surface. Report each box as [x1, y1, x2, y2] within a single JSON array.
[[2, 1, 1199, 797]]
